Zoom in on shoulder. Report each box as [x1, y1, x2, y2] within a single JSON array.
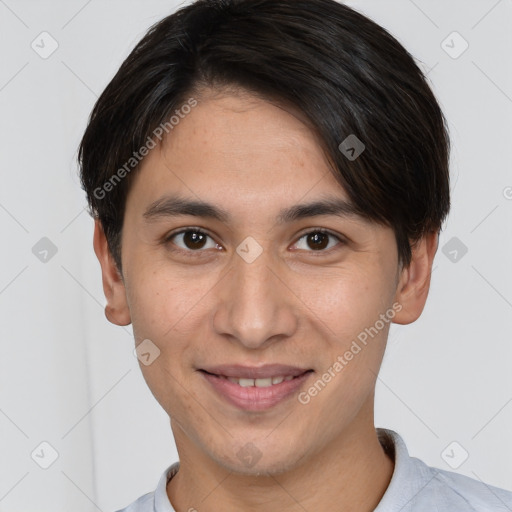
[[113, 462, 179, 512], [376, 428, 512, 512], [114, 490, 154, 512], [427, 465, 512, 511]]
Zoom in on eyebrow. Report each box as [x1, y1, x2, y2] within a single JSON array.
[[142, 193, 364, 225]]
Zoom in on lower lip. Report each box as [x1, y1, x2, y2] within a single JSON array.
[[200, 371, 313, 411]]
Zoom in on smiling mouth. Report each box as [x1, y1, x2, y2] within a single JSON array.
[[198, 367, 314, 411], [200, 369, 314, 388]]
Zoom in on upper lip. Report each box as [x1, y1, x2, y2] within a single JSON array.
[[200, 364, 312, 379]]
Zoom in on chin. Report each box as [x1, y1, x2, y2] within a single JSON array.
[[211, 443, 307, 477]]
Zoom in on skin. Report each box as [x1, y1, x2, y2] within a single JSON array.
[[93, 88, 438, 511]]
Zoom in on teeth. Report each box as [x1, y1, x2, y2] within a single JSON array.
[[255, 378, 273, 387], [240, 378, 256, 387], [225, 375, 296, 387]]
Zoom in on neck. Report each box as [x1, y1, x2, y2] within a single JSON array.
[[167, 403, 394, 511]]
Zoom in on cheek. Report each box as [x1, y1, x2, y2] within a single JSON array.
[[127, 266, 202, 341], [294, 268, 382, 336], [130, 276, 199, 412], [128, 271, 212, 402]]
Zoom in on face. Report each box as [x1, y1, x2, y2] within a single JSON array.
[[94, 89, 436, 476]]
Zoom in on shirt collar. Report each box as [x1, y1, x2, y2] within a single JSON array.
[[154, 461, 179, 511], [374, 427, 437, 511], [153, 428, 431, 511]]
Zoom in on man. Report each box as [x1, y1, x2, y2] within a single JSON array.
[[78, 0, 512, 510]]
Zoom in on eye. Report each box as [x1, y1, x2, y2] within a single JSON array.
[[293, 229, 345, 253], [165, 228, 221, 254], [164, 227, 345, 256]]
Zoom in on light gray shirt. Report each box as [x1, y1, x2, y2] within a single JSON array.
[[115, 428, 512, 511]]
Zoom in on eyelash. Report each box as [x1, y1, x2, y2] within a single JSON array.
[[163, 227, 345, 257]]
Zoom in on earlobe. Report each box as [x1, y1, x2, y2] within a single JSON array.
[[92, 219, 132, 326], [392, 231, 439, 325]]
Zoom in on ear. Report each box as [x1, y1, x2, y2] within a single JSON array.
[[93, 219, 131, 326], [392, 231, 439, 325]]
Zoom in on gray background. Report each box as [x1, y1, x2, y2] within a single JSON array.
[[0, 0, 511, 510]]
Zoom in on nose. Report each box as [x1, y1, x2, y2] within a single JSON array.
[[212, 242, 298, 350]]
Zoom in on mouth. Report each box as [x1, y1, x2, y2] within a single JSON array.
[[198, 365, 314, 411], [203, 372, 299, 387], [199, 363, 312, 380]]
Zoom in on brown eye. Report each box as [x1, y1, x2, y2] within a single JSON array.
[[306, 232, 329, 250], [182, 231, 208, 250], [166, 229, 219, 253], [294, 230, 343, 252]]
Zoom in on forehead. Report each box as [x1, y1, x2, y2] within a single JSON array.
[[125, 92, 360, 225], [167, 92, 330, 171]]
